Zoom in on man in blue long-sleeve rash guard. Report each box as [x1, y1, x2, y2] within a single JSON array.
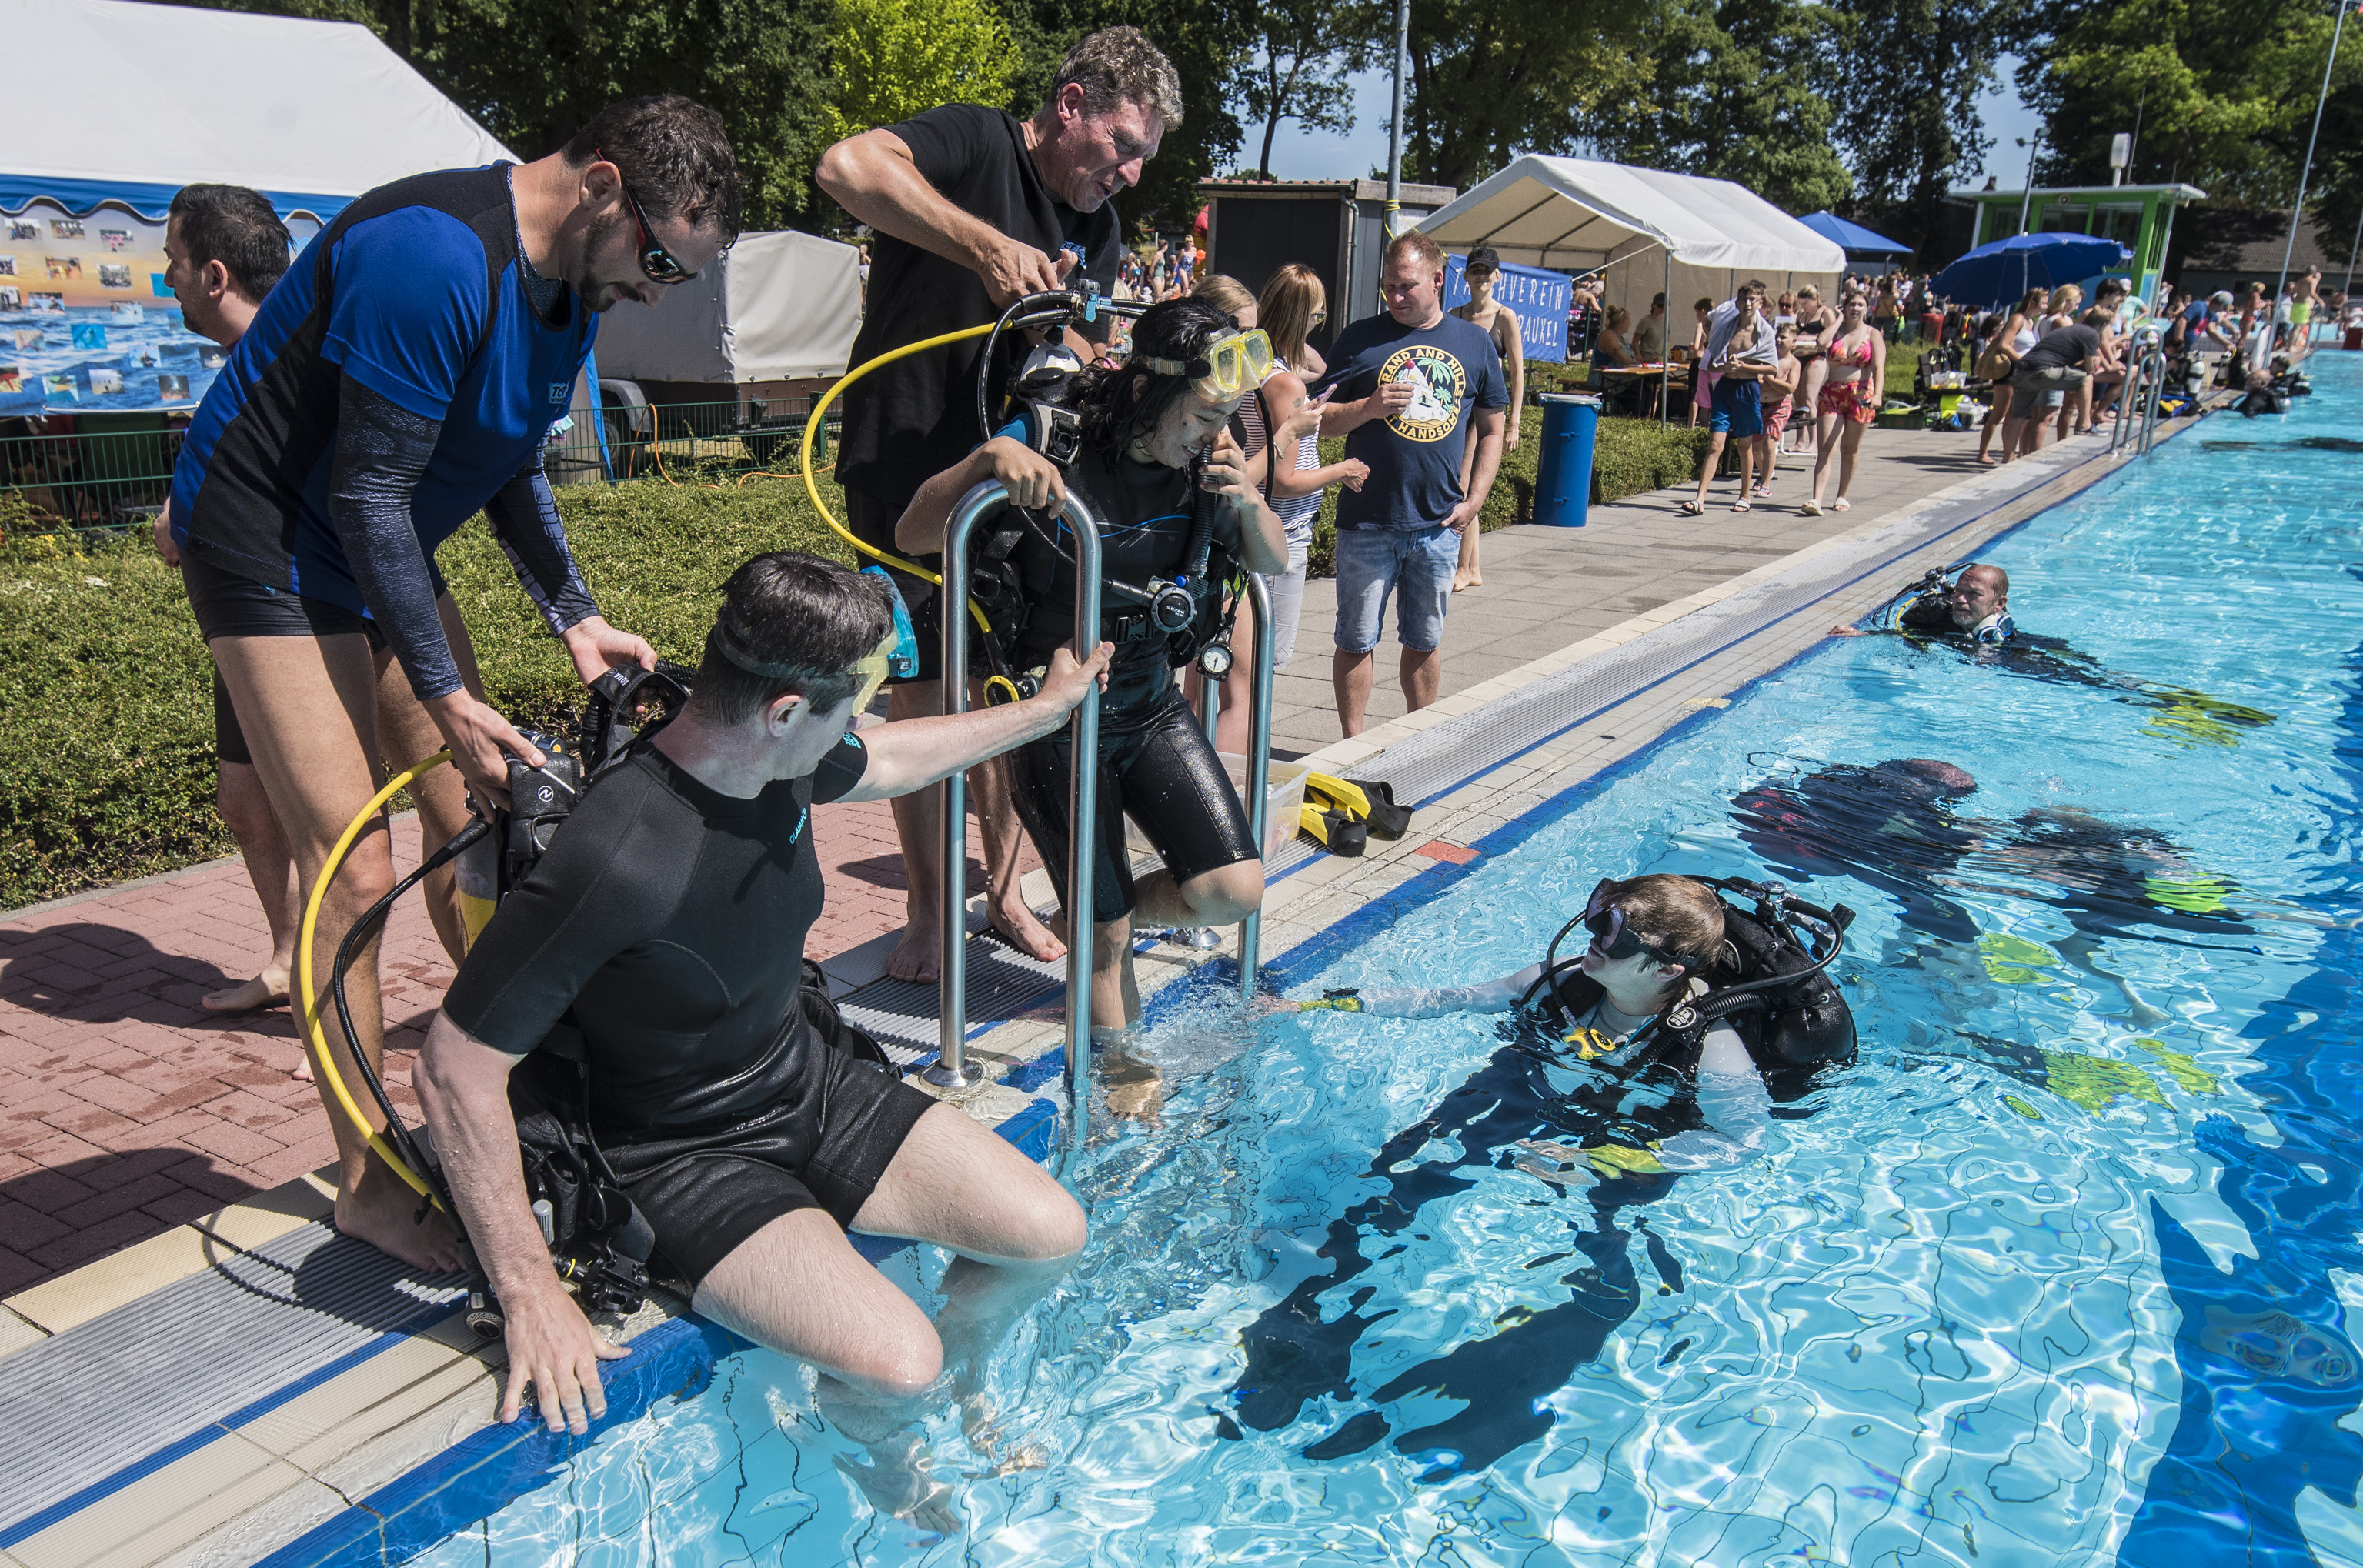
[[166, 93, 739, 1271]]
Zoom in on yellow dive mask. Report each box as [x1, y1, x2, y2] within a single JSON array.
[[1142, 328, 1274, 402]]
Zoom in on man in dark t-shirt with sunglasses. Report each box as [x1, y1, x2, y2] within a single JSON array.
[[816, 26, 1181, 986]]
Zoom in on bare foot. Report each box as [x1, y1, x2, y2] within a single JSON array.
[[333, 1155, 468, 1273], [202, 969, 289, 1014], [1451, 569, 1482, 592], [292, 1054, 314, 1083], [988, 899, 1065, 963], [886, 919, 942, 984]]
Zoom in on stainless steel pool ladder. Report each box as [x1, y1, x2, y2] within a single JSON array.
[[928, 481, 1100, 1119], [926, 485, 1278, 1166], [1175, 575, 1280, 993], [2112, 322, 2169, 459]]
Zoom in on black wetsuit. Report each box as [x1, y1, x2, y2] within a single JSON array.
[[1732, 765, 1984, 942], [1733, 769, 2255, 956], [1000, 439, 1260, 923], [439, 734, 938, 1286], [1890, 597, 2275, 742]]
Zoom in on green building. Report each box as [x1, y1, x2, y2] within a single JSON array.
[[1959, 182, 2208, 301]]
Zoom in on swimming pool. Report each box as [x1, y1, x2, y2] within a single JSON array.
[[404, 359, 2363, 1566]]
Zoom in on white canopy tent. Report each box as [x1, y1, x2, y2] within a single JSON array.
[[1415, 156, 1846, 330], [589, 230, 864, 385], [3, 0, 516, 219]]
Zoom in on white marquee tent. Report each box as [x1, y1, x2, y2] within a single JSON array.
[[1415, 156, 1847, 328], [589, 229, 865, 386], [3, 0, 516, 222]]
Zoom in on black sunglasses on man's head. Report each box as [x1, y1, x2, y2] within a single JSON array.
[[601, 148, 697, 285]]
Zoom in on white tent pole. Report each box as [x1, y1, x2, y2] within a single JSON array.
[[1663, 248, 1672, 425]]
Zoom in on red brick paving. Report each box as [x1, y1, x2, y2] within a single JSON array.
[[0, 794, 1030, 1294]]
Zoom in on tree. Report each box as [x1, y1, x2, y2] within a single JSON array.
[[163, 0, 839, 232], [1594, 0, 1852, 215], [2014, 0, 2361, 205], [1234, 1, 1367, 180], [999, 0, 1260, 232], [825, 0, 1016, 145], [1398, 0, 1654, 191], [1831, 0, 2016, 256]]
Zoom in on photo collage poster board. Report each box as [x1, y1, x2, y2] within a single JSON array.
[[2, 197, 321, 416]]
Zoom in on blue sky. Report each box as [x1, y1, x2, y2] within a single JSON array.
[[1246, 56, 2044, 195]]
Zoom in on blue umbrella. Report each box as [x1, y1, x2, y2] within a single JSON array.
[[1799, 210, 1914, 259], [1931, 232, 2132, 311]]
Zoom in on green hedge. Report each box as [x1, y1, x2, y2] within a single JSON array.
[[0, 475, 852, 910], [2, 419, 1717, 905], [1305, 416, 1711, 579]]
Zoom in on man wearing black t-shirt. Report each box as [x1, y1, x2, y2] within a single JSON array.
[[417, 552, 1112, 1436], [816, 26, 1181, 986], [2001, 319, 2099, 459]]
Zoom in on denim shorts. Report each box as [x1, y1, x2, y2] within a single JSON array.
[[1333, 525, 1457, 654]]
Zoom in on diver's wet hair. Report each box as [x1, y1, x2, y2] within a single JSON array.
[[1062, 297, 1241, 458], [1598, 873, 1731, 972], [693, 550, 892, 723]]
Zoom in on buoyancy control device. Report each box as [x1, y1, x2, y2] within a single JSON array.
[[1517, 876, 1858, 1083]]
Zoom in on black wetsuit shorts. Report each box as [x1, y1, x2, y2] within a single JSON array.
[[602, 1046, 933, 1286], [182, 546, 397, 646], [1009, 689, 1260, 925], [185, 549, 402, 768]]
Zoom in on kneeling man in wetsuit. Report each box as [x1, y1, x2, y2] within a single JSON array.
[[896, 297, 1291, 1029], [416, 552, 1112, 1434]]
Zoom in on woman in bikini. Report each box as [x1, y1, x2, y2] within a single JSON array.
[[1977, 287, 2049, 465], [1451, 247, 1524, 592], [1789, 285, 1838, 455], [1803, 292, 1883, 517]]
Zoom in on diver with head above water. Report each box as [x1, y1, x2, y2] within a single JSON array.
[[1829, 561, 2276, 746], [896, 295, 1290, 1032], [1220, 874, 1855, 1476]]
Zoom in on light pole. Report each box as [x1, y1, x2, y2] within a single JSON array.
[[1385, 0, 1408, 238], [2275, 0, 2354, 329], [2016, 134, 2041, 236]]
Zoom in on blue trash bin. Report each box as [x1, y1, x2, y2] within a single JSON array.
[[1535, 392, 1601, 527]]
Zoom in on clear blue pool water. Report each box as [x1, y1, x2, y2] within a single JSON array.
[[413, 357, 2363, 1566]]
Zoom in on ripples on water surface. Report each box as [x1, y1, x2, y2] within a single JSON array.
[[417, 359, 2363, 1566]]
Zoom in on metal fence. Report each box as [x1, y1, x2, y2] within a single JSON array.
[[0, 393, 836, 535], [0, 419, 187, 533]]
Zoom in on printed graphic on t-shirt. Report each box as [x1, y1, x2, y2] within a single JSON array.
[[1379, 344, 1466, 442]]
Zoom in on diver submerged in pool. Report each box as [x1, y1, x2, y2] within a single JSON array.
[[1828, 564, 2276, 746], [1731, 756, 2258, 1024], [1220, 874, 1856, 1476]]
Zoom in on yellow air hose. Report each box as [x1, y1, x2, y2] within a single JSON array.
[[800, 322, 999, 632], [296, 750, 455, 1208]]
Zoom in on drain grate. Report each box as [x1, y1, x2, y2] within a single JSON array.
[[0, 1223, 464, 1542], [837, 932, 1067, 1065]]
